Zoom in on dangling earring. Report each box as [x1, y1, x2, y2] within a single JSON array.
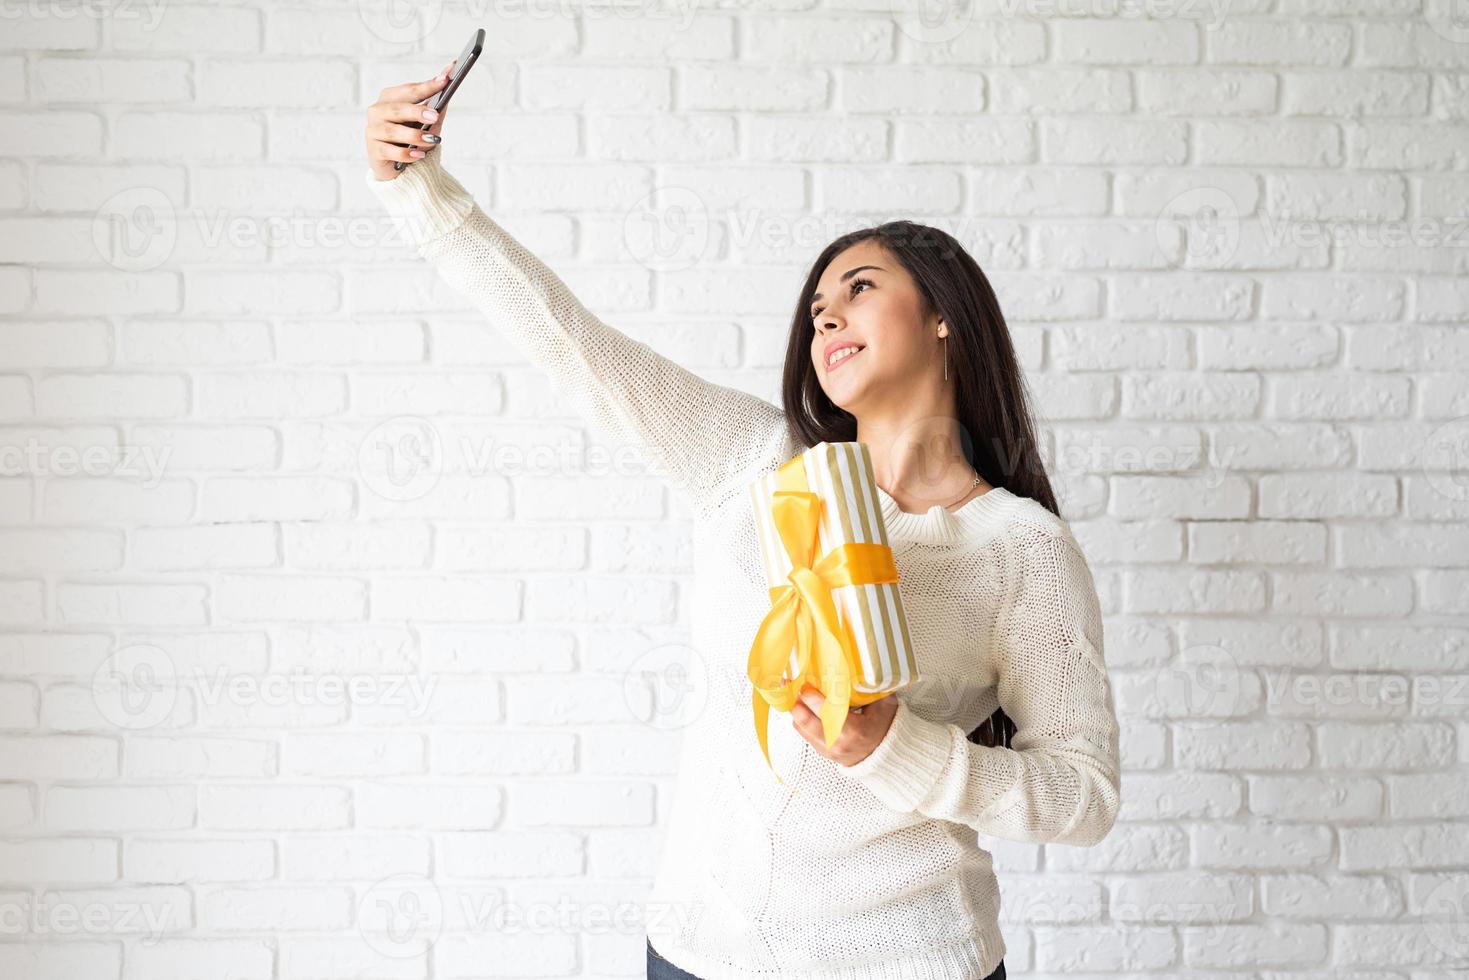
[[943, 334, 948, 381]]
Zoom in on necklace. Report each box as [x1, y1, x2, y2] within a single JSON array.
[[945, 470, 983, 510]]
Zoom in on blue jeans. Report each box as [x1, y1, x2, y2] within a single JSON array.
[[646, 939, 1006, 980]]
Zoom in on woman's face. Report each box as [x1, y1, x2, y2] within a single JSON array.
[[808, 240, 940, 415]]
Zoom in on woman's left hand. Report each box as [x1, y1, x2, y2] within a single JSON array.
[[791, 688, 899, 766]]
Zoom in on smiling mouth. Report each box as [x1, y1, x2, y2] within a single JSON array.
[[826, 346, 865, 371]]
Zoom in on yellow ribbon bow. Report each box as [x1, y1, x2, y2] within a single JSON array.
[[746, 459, 900, 784]]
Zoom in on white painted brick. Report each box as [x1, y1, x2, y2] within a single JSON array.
[[56, 583, 208, 626], [34, 271, 180, 315], [1268, 374, 1411, 419], [33, 57, 190, 103], [0, 110, 101, 156], [816, 165, 963, 211], [41, 478, 194, 525], [123, 940, 272, 980], [0, 529, 123, 572], [0, 321, 110, 366], [276, 320, 423, 364], [1122, 372, 1261, 420], [111, 6, 260, 52], [1280, 71, 1430, 117], [747, 116, 887, 163], [0, 838, 114, 882], [680, 64, 823, 111], [355, 783, 503, 829], [111, 112, 264, 161], [32, 163, 185, 211], [1207, 22, 1351, 65], [971, 168, 1109, 216], [36, 373, 187, 418], [1136, 70, 1276, 116], [131, 524, 278, 571], [1188, 521, 1327, 565], [1053, 20, 1200, 65], [129, 424, 278, 472], [124, 736, 276, 779], [1347, 121, 1469, 170], [1272, 572, 1414, 617], [217, 574, 366, 622], [989, 68, 1129, 113], [282, 521, 430, 570], [45, 786, 193, 831], [197, 372, 347, 418], [280, 834, 431, 881], [1196, 121, 1342, 167], [898, 119, 1033, 164], [1041, 119, 1188, 165], [199, 477, 353, 523], [200, 60, 354, 108], [199, 786, 350, 831], [745, 17, 891, 63], [371, 577, 521, 623], [1109, 274, 1254, 321], [125, 838, 274, 883], [1197, 324, 1337, 370], [198, 886, 351, 930]]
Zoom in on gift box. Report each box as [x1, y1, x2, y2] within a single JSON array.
[[745, 441, 920, 783]]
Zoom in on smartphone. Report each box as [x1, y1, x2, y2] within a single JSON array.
[[393, 27, 485, 172]]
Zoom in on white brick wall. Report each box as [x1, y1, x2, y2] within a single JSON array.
[[2, 2, 1468, 978]]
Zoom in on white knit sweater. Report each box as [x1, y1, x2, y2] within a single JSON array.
[[365, 150, 1122, 980]]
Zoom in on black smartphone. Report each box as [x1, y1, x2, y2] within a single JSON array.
[[393, 27, 485, 172]]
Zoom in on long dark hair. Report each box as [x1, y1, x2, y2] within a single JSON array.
[[781, 220, 1059, 750]]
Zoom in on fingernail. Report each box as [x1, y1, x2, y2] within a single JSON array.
[[422, 108, 438, 122], [422, 133, 441, 144], [410, 149, 425, 158]]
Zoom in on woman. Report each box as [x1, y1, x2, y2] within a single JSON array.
[[364, 67, 1121, 980]]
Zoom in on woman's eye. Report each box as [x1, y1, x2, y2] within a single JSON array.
[[810, 278, 874, 324]]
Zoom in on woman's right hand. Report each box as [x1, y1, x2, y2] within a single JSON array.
[[364, 62, 454, 181]]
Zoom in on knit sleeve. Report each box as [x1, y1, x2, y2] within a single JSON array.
[[840, 526, 1122, 847], [362, 151, 786, 518]]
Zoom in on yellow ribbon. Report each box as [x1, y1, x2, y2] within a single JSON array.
[[746, 456, 900, 784]]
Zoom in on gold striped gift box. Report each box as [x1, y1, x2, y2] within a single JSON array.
[[745, 441, 920, 780]]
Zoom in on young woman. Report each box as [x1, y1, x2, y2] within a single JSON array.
[[364, 68, 1121, 980]]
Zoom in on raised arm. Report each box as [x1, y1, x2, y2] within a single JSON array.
[[840, 524, 1122, 847], [361, 72, 786, 518]]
